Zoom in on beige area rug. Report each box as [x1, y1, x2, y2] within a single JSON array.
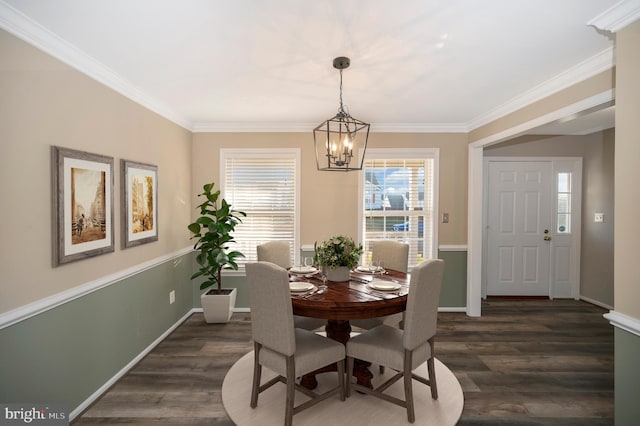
[[222, 351, 463, 425]]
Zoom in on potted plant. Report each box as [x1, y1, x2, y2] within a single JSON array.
[[188, 182, 246, 323], [314, 235, 363, 282]]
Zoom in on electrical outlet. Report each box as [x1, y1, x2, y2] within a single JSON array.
[[594, 213, 604, 223], [169, 290, 175, 304]]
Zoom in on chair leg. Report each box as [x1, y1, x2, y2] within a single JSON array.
[[427, 356, 438, 400], [250, 342, 262, 408], [404, 350, 415, 423], [428, 338, 438, 400], [285, 357, 295, 426], [346, 356, 354, 397], [337, 358, 346, 401]]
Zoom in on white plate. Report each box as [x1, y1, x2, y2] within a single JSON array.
[[368, 280, 402, 291], [356, 265, 384, 273], [290, 266, 318, 274], [289, 281, 315, 292]]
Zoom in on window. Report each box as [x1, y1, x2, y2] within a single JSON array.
[[360, 148, 438, 269], [557, 172, 572, 234], [221, 149, 299, 268]]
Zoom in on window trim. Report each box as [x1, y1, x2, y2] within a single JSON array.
[[220, 148, 301, 274], [357, 148, 440, 270]]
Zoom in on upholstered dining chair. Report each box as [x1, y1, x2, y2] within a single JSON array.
[[372, 240, 410, 273], [256, 241, 292, 269], [256, 241, 326, 331], [246, 262, 346, 426], [351, 240, 410, 331], [345, 259, 445, 423]]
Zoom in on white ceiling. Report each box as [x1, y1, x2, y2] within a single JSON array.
[[1, 0, 621, 132]]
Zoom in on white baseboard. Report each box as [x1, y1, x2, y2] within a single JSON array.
[[438, 307, 467, 312], [580, 295, 614, 310], [69, 308, 195, 421]]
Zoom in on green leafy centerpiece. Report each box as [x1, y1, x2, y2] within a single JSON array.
[[314, 235, 363, 282]]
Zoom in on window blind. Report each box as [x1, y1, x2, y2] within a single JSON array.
[[222, 150, 298, 266], [362, 155, 436, 269]]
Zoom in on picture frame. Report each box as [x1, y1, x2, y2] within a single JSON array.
[[121, 159, 158, 248], [52, 146, 115, 266]]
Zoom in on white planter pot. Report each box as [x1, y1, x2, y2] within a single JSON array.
[[201, 288, 237, 323], [325, 266, 350, 282]]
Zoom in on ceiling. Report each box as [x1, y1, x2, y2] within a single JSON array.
[[1, 0, 619, 133]]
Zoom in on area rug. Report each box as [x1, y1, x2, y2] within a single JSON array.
[[222, 351, 463, 425]]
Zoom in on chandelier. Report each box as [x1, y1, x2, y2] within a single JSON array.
[[313, 57, 370, 171]]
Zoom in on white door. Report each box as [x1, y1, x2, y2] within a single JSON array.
[[486, 161, 553, 296]]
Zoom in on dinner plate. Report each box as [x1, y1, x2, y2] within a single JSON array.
[[290, 266, 318, 274], [289, 281, 315, 292], [356, 265, 384, 273], [368, 280, 402, 291]]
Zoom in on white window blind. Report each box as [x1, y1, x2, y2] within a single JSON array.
[[221, 149, 299, 267], [360, 149, 438, 269]]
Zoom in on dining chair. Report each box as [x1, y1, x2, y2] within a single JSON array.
[[345, 259, 445, 423], [372, 240, 410, 273], [246, 262, 346, 426], [351, 240, 410, 330], [257, 241, 326, 332], [257, 241, 292, 269]]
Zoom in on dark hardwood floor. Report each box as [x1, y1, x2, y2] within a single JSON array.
[[73, 299, 613, 425]]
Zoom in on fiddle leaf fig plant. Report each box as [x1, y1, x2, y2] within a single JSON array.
[[188, 182, 246, 293]]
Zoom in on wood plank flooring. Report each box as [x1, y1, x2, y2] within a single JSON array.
[[73, 299, 613, 425]]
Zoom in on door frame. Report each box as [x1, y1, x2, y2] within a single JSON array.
[[466, 90, 613, 316], [482, 157, 582, 299]]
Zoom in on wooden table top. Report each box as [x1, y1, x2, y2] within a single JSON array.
[[290, 269, 410, 321]]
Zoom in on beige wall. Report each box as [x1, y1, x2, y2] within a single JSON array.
[[484, 130, 615, 306], [469, 70, 615, 143], [0, 30, 193, 313], [614, 20, 640, 319], [192, 132, 468, 247]]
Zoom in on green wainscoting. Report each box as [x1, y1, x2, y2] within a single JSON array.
[[437, 249, 467, 308], [615, 327, 640, 425], [0, 253, 193, 413]]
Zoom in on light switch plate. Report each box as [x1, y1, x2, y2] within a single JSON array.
[[594, 213, 604, 223], [169, 290, 176, 304]]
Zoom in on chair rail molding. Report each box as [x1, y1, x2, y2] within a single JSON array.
[[0, 246, 193, 330], [604, 310, 640, 337]]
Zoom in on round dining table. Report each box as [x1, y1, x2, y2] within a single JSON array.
[[289, 268, 410, 389]]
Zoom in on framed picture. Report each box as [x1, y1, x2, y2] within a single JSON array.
[[121, 160, 158, 248], [52, 146, 115, 266]]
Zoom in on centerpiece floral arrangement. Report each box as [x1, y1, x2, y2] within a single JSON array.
[[313, 235, 363, 270]]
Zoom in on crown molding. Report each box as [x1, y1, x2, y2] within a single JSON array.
[[468, 47, 615, 131], [192, 121, 468, 133], [370, 123, 468, 133], [0, 0, 622, 135], [192, 122, 317, 133], [0, 0, 192, 131], [588, 0, 640, 33]]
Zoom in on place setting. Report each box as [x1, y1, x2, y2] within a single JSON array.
[[289, 256, 319, 277]]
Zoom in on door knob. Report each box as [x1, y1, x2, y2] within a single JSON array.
[[544, 235, 551, 241]]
